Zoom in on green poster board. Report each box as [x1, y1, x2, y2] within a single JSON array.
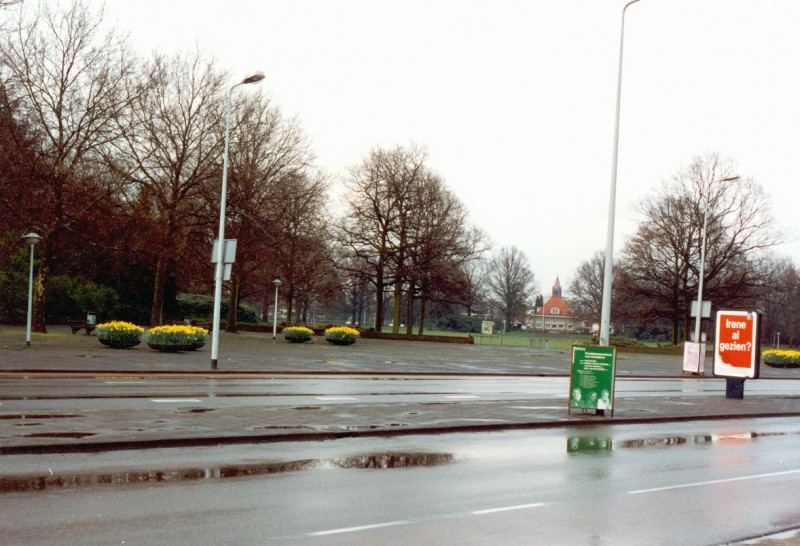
[[569, 345, 616, 416]]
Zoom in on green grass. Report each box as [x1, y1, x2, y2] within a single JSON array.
[[379, 328, 594, 350]]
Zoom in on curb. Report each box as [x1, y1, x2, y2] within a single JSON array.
[[6, 411, 800, 456]]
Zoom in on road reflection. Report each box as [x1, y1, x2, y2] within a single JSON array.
[[0, 452, 454, 493]]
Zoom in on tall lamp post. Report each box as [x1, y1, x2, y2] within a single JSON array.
[[22, 232, 42, 347], [272, 279, 282, 341], [693, 175, 740, 343], [599, 0, 641, 347], [211, 71, 265, 370]]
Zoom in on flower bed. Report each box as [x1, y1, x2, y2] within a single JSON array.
[[283, 326, 314, 343], [146, 325, 208, 352], [324, 326, 360, 346], [762, 349, 800, 368], [96, 321, 144, 349]]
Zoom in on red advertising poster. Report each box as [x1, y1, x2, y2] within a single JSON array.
[[714, 310, 760, 379]]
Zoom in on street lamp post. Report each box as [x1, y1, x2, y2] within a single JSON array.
[[211, 71, 265, 370], [272, 279, 282, 341], [22, 232, 42, 347], [693, 175, 740, 343], [599, 0, 641, 347]]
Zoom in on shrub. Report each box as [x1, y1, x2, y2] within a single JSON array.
[[283, 325, 314, 343], [147, 324, 208, 344], [175, 293, 259, 323], [47, 275, 120, 322], [324, 326, 360, 345]]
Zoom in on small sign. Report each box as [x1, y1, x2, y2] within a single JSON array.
[[690, 300, 712, 318], [569, 345, 616, 416], [714, 310, 761, 379], [211, 239, 238, 264], [682, 341, 706, 374], [481, 321, 493, 335]]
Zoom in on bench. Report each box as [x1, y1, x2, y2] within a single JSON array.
[[67, 320, 96, 335]]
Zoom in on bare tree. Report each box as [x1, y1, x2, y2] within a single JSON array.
[[404, 173, 488, 334], [486, 246, 535, 332], [752, 255, 800, 347], [110, 49, 227, 325], [567, 250, 605, 324], [221, 92, 318, 330], [0, 0, 137, 331], [336, 144, 427, 332], [620, 153, 782, 344]]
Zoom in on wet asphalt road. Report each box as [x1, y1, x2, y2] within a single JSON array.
[[3, 327, 800, 544], [4, 418, 800, 545]]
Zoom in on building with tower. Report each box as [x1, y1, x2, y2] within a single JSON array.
[[528, 277, 577, 333]]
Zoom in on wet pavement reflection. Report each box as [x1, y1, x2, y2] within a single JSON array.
[[0, 451, 454, 493]]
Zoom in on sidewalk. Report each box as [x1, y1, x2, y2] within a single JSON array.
[[2, 326, 800, 456]]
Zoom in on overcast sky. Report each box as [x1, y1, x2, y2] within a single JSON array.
[[92, 0, 800, 297]]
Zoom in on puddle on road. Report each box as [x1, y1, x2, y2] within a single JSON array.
[[22, 432, 96, 439], [0, 414, 80, 420], [0, 452, 454, 493]]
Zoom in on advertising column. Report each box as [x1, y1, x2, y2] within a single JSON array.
[[714, 310, 761, 399]]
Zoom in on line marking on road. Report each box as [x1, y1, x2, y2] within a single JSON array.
[[445, 395, 481, 399], [628, 468, 800, 495], [105, 381, 147, 384], [472, 503, 546, 515], [308, 520, 410, 536], [151, 399, 203, 403], [314, 396, 357, 401]]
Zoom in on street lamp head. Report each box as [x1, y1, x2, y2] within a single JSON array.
[[718, 175, 740, 183], [273, 278, 282, 287], [22, 232, 42, 246], [241, 71, 265, 85]]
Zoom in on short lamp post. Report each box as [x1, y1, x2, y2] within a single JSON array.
[[693, 176, 739, 343], [210, 70, 265, 370], [272, 279, 282, 341], [23, 232, 42, 347]]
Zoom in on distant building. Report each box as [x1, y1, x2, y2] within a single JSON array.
[[528, 278, 577, 333]]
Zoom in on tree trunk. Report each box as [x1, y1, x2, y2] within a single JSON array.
[[32, 253, 49, 333], [150, 254, 167, 326], [285, 289, 294, 325], [417, 295, 426, 335], [226, 274, 239, 333], [374, 282, 385, 332], [392, 282, 402, 334], [405, 286, 414, 335]]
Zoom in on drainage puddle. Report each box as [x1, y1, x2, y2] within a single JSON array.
[[0, 452, 454, 493]]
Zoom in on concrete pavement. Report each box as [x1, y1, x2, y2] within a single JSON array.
[[2, 326, 800, 455]]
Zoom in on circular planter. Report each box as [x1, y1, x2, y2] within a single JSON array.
[[99, 338, 141, 349], [147, 342, 193, 353], [189, 342, 206, 351], [285, 337, 311, 343], [325, 338, 356, 346], [764, 361, 800, 368]]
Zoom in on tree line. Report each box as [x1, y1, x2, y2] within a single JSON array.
[[567, 153, 793, 345], [3, 2, 793, 344], [0, 0, 506, 334]]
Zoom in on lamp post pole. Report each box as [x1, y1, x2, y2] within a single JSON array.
[[693, 176, 739, 343], [211, 71, 265, 370], [272, 279, 282, 341], [599, 0, 640, 347], [23, 233, 42, 347]]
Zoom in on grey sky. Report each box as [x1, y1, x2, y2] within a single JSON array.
[[94, 0, 800, 295]]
